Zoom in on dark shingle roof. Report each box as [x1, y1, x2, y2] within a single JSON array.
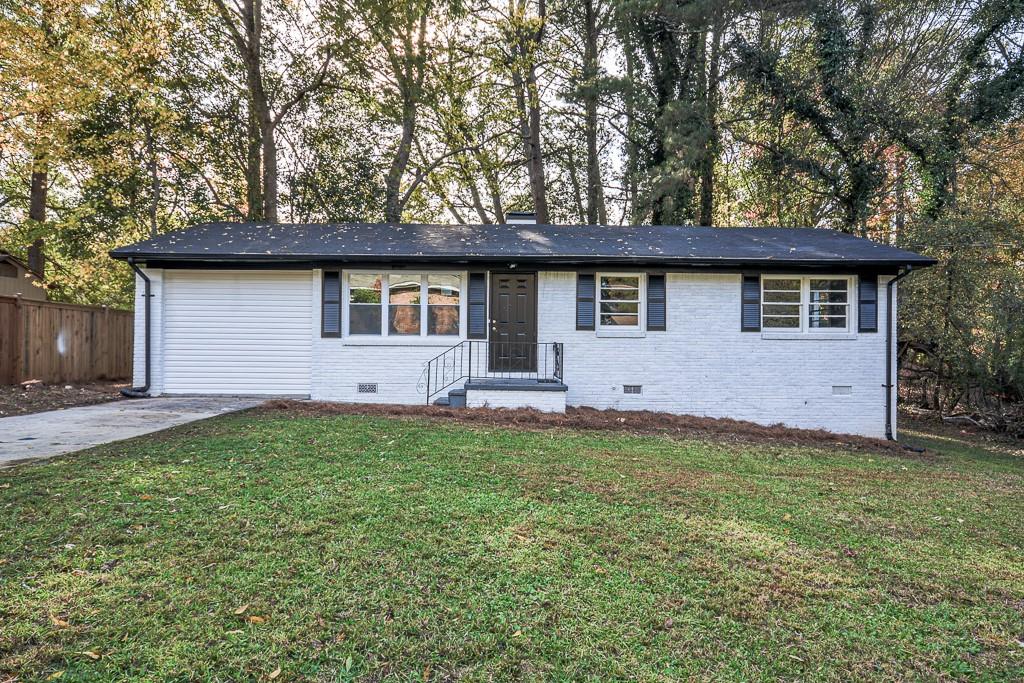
[[110, 222, 936, 268]]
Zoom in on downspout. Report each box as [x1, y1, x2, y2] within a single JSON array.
[[121, 258, 151, 398], [885, 266, 914, 440]]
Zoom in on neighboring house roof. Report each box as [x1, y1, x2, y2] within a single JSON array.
[[0, 250, 47, 300], [0, 250, 41, 277], [110, 222, 937, 269]]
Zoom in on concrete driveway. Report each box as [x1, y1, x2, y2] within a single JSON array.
[[0, 397, 265, 465]]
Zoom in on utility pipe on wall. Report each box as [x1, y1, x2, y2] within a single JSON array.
[[121, 258, 151, 397], [885, 266, 915, 440]]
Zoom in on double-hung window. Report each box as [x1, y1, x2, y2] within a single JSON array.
[[807, 278, 850, 329], [762, 276, 851, 332], [597, 274, 643, 329], [346, 272, 462, 338], [388, 275, 421, 335], [427, 274, 460, 335], [348, 273, 383, 334]]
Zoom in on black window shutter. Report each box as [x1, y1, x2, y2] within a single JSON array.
[[647, 274, 666, 331], [576, 273, 595, 330], [322, 271, 341, 337], [741, 274, 761, 332], [858, 274, 878, 333], [467, 272, 487, 339]]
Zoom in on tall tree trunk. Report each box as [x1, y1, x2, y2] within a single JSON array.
[[382, 12, 427, 223], [622, 37, 639, 224], [642, 19, 683, 224], [27, 116, 48, 278], [260, 114, 278, 222], [582, 0, 606, 224], [525, 69, 549, 223], [459, 125, 504, 222], [461, 165, 491, 223], [29, 165, 46, 224], [566, 148, 586, 222], [512, 0, 549, 224], [513, 69, 549, 223], [245, 106, 263, 220], [243, 0, 278, 223], [213, 0, 274, 222], [27, 168, 46, 277], [214, 0, 328, 222], [27, 8, 50, 278], [213, 0, 328, 223], [478, 151, 505, 223], [385, 100, 416, 222], [698, 13, 723, 227]]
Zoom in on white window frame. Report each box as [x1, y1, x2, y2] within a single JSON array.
[[596, 272, 645, 331], [341, 270, 467, 343], [761, 275, 853, 334]]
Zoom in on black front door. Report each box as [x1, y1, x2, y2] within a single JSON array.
[[489, 272, 537, 372]]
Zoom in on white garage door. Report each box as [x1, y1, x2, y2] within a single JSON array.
[[163, 270, 313, 395]]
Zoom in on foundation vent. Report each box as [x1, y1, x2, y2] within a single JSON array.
[[832, 385, 852, 396], [357, 383, 378, 394], [623, 385, 643, 395]]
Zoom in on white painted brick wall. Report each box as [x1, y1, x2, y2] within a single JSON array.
[[311, 340, 453, 404], [310, 269, 452, 404], [133, 268, 897, 436], [465, 388, 566, 412], [537, 271, 893, 438]]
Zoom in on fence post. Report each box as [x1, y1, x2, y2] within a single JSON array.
[[13, 294, 24, 384], [102, 305, 110, 379]]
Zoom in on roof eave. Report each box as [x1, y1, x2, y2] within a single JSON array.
[[110, 250, 937, 269]]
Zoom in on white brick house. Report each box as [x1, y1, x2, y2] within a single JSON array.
[[111, 218, 935, 439]]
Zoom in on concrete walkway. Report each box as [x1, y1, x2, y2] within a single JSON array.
[[0, 397, 265, 465]]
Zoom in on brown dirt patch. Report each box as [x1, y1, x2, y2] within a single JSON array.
[[258, 400, 911, 455], [0, 381, 128, 417]]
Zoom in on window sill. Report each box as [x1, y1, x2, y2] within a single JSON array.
[[596, 329, 646, 338], [760, 332, 857, 341], [339, 336, 464, 347]]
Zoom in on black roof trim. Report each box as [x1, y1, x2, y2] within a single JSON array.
[[110, 222, 937, 268]]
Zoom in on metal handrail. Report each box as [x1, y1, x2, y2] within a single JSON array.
[[424, 340, 564, 404]]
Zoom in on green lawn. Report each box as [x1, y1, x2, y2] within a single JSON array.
[[1, 410, 1022, 682]]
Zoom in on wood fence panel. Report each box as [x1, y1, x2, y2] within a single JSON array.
[[0, 298, 17, 384], [0, 295, 133, 384]]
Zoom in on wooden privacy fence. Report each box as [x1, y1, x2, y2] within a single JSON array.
[[0, 295, 133, 385]]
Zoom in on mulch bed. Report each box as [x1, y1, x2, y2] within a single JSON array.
[[259, 400, 913, 455], [0, 381, 128, 417]]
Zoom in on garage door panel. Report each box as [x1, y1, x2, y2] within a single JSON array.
[[163, 271, 313, 395]]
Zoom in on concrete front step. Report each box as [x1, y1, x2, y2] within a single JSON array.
[[433, 379, 567, 413], [433, 387, 466, 408]]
